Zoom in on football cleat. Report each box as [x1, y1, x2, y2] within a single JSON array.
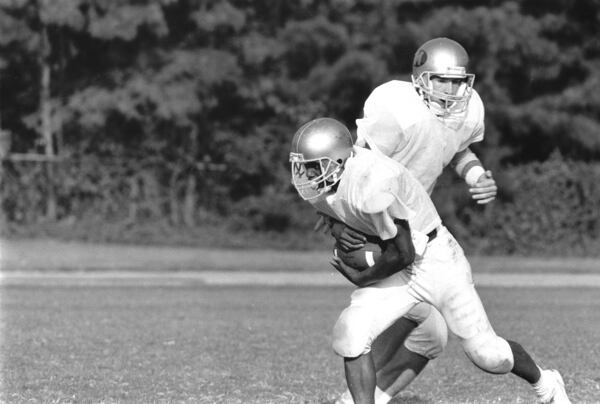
[[539, 370, 571, 404]]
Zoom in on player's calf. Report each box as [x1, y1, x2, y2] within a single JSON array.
[[507, 341, 571, 403]]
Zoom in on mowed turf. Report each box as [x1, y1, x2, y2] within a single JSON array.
[[1, 282, 599, 403]]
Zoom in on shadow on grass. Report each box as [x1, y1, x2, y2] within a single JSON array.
[[390, 395, 432, 404], [320, 394, 431, 404]]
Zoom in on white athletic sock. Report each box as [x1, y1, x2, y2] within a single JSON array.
[[335, 389, 353, 404], [374, 386, 393, 404], [532, 367, 553, 400]]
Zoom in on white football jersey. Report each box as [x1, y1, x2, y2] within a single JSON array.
[[311, 146, 441, 243], [356, 80, 485, 194]]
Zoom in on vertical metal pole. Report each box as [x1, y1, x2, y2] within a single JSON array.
[[40, 23, 57, 220]]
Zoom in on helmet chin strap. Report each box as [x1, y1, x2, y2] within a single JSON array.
[[426, 93, 468, 120], [412, 79, 447, 117], [428, 99, 447, 116], [413, 72, 472, 119]]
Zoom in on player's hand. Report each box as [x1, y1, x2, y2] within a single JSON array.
[[469, 170, 497, 205], [331, 222, 367, 252], [313, 214, 331, 234], [330, 255, 363, 286]]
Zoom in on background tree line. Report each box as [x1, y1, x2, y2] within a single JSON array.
[[1, 0, 599, 255]]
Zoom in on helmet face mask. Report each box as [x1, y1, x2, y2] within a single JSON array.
[[411, 38, 475, 117], [290, 154, 343, 200], [289, 118, 354, 201], [414, 71, 475, 115]]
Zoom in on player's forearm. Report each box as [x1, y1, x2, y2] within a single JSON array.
[[353, 226, 415, 287], [354, 249, 413, 287], [451, 147, 485, 186]]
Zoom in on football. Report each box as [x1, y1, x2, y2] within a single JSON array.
[[333, 241, 384, 271]]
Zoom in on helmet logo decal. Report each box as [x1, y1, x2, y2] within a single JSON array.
[[414, 49, 427, 67], [292, 162, 305, 178], [290, 153, 306, 177]]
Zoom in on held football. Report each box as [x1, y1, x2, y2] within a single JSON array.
[[333, 241, 384, 271]]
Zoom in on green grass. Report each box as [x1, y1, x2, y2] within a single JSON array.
[[1, 283, 599, 403], [3, 238, 600, 274]]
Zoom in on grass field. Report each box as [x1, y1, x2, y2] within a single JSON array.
[[1, 240, 600, 403], [1, 280, 600, 403]]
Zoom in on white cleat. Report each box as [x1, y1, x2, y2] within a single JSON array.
[[540, 370, 571, 404]]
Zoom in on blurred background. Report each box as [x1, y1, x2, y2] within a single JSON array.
[[0, 0, 599, 256]]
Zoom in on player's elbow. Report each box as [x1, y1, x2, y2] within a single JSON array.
[[390, 219, 416, 268], [387, 237, 415, 268], [402, 247, 416, 267], [394, 245, 415, 268], [380, 245, 414, 276]]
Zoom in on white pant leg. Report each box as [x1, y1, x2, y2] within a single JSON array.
[[403, 305, 448, 359], [420, 226, 514, 374], [332, 271, 421, 358]]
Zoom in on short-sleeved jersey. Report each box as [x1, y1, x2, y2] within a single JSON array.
[[356, 80, 485, 194], [310, 146, 441, 243]]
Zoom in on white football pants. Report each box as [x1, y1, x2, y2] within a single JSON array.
[[390, 302, 447, 359], [332, 226, 514, 374]]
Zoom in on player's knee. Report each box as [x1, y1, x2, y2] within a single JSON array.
[[463, 333, 514, 374], [404, 302, 432, 324], [404, 307, 448, 359], [332, 308, 373, 358]]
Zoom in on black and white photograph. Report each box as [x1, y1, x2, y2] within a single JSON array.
[[1, 1, 599, 403]]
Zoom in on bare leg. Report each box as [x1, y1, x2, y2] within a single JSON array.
[[345, 353, 376, 404], [335, 319, 426, 404], [372, 317, 428, 393], [377, 345, 428, 394], [336, 306, 448, 404], [371, 317, 417, 369]]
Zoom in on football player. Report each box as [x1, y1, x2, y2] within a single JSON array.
[[290, 117, 570, 404], [320, 37, 499, 403]]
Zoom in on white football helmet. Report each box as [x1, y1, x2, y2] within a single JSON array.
[[411, 37, 475, 117], [289, 118, 354, 200]]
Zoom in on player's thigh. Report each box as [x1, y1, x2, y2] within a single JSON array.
[[439, 281, 493, 341], [336, 283, 418, 337], [333, 282, 418, 357]]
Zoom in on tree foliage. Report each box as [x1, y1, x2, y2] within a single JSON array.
[[1, 0, 599, 254]]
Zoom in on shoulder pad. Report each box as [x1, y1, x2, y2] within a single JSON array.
[[357, 80, 426, 154], [468, 89, 485, 119]]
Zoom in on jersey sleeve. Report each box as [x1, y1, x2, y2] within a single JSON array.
[[361, 176, 414, 240], [458, 90, 485, 151]]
